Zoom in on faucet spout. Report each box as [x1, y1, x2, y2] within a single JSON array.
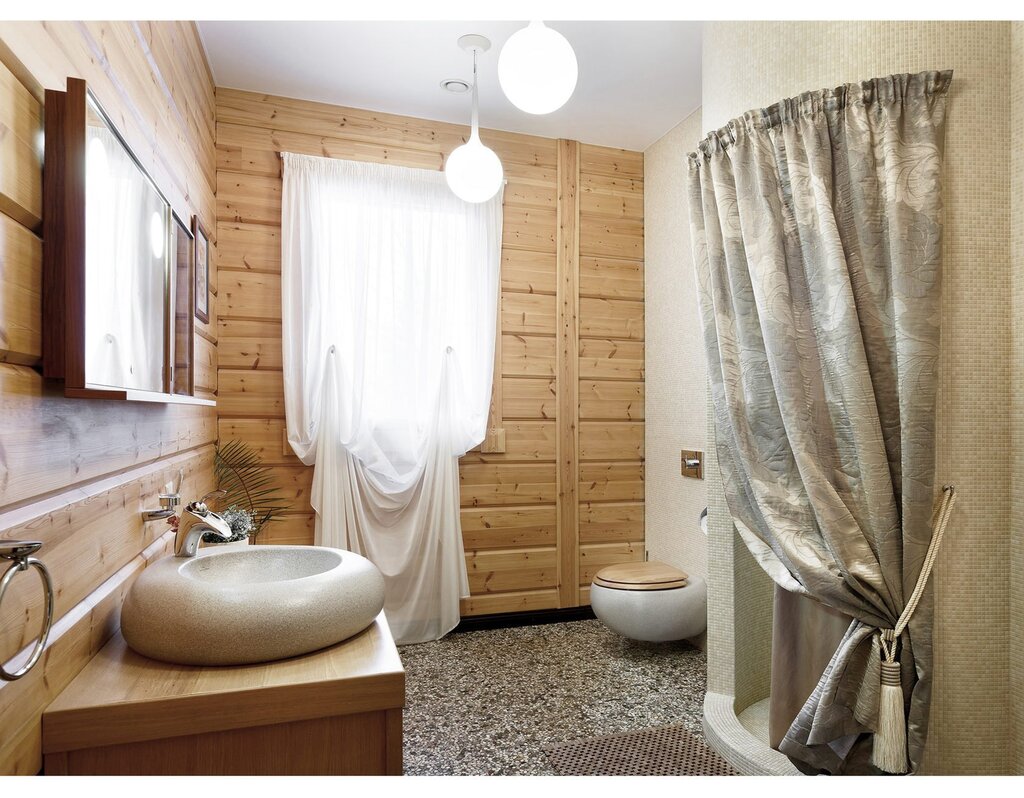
[[174, 500, 234, 558]]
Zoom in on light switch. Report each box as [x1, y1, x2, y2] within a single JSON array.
[[681, 450, 703, 479]]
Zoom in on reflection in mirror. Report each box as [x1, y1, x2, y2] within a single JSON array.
[[171, 213, 194, 395], [84, 94, 168, 392]]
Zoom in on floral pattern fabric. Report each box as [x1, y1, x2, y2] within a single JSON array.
[[686, 70, 952, 774]]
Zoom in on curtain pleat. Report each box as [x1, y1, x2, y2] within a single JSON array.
[[686, 70, 951, 773], [281, 153, 503, 644]]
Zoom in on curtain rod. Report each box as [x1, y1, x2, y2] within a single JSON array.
[[277, 151, 508, 184]]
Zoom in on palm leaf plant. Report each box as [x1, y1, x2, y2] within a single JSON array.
[[210, 439, 292, 542]]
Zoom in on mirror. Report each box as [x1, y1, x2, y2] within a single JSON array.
[[171, 212, 195, 396], [42, 78, 213, 406], [84, 95, 169, 393]]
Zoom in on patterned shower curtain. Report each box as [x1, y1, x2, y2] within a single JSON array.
[[686, 70, 952, 774]]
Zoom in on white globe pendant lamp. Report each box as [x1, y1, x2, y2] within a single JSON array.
[[498, 21, 578, 115], [445, 35, 503, 204]]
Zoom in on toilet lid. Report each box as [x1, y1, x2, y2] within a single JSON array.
[[592, 561, 689, 591]]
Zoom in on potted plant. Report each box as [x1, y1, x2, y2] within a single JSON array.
[[193, 440, 291, 548]]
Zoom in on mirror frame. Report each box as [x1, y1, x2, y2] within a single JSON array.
[[41, 77, 214, 406]]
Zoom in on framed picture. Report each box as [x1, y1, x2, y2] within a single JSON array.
[[192, 216, 210, 324]]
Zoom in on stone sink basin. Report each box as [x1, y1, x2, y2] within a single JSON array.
[[121, 546, 386, 666]]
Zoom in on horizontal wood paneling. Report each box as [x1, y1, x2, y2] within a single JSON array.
[[579, 338, 645, 381], [0, 366, 217, 507], [502, 206, 557, 253], [0, 211, 41, 363], [217, 369, 285, 418], [214, 89, 643, 616], [0, 448, 214, 662], [458, 463, 557, 507], [579, 541, 644, 585], [0, 23, 217, 774], [194, 334, 217, 393], [220, 269, 282, 320], [465, 547, 558, 593], [459, 589, 559, 616], [217, 319, 282, 370], [460, 506, 557, 550], [502, 249, 557, 295], [579, 502, 645, 544], [0, 61, 41, 231], [502, 291, 557, 335], [463, 421, 556, 463], [0, 532, 175, 775], [502, 334, 556, 378], [579, 172, 643, 220], [579, 421, 645, 461], [578, 462, 645, 504], [579, 297, 644, 340], [215, 87, 558, 169], [579, 380, 644, 420], [579, 144, 644, 180], [217, 418, 298, 465], [258, 513, 315, 546], [502, 378, 556, 420], [579, 256, 643, 301], [217, 222, 280, 274], [575, 147, 644, 587], [0, 21, 216, 236]]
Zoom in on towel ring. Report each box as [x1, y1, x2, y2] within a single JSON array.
[[0, 541, 54, 681]]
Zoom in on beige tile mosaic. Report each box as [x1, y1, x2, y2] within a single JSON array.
[[1011, 20, 1024, 778], [701, 20, 1015, 775], [643, 108, 708, 591]]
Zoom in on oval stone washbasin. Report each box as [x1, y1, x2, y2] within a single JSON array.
[[121, 546, 385, 666]]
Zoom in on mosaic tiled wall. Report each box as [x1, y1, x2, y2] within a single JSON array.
[[702, 21, 1014, 774], [643, 108, 709, 594], [1011, 20, 1024, 777]]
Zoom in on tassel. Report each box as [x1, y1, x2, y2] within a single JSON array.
[[872, 659, 908, 774]]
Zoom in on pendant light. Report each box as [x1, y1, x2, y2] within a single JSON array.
[[498, 21, 578, 115], [445, 35, 503, 204]]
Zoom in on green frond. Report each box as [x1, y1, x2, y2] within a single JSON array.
[[214, 439, 293, 540]]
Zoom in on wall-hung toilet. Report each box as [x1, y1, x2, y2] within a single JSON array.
[[591, 561, 707, 642]]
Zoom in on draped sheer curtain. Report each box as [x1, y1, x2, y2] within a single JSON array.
[[281, 153, 503, 644], [686, 71, 951, 774]]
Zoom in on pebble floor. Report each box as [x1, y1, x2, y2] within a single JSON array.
[[398, 619, 707, 776]]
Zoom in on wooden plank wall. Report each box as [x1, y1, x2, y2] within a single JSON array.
[[0, 22, 217, 774], [576, 145, 646, 605], [214, 92, 643, 616]]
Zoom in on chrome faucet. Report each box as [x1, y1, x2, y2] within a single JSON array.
[[174, 500, 233, 558]]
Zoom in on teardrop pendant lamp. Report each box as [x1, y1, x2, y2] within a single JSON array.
[[444, 34, 503, 204]]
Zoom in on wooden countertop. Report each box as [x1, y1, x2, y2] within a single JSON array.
[[42, 613, 404, 754]]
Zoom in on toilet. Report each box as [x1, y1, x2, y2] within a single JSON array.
[[590, 560, 707, 642]]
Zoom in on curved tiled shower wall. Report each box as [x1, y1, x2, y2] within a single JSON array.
[[697, 21, 1023, 774]]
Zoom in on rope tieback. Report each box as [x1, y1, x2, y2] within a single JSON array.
[[872, 484, 957, 774]]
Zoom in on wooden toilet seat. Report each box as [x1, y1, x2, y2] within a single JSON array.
[[592, 561, 689, 591]]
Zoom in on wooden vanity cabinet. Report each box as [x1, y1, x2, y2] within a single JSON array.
[[41, 615, 404, 775]]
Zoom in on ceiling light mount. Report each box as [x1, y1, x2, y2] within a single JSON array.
[[457, 34, 491, 55]]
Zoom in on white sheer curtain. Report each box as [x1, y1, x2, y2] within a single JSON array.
[[281, 153, 503, 644]]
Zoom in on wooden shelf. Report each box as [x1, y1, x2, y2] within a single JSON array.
[[65, 386, 217, 406], [42, 614, 404, 775]]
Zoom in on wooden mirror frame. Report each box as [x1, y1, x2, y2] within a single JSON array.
[[41, 77, 213, 406]]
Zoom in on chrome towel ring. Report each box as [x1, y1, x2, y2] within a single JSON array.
[[0, 540, 54, 681]]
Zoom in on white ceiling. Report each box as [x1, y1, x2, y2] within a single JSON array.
[[197, 21, 702, 151]]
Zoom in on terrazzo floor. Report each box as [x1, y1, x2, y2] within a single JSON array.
[[398, 619, 707, 776]]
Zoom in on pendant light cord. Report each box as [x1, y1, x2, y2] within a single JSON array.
[[470, 49, 479, 137]]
